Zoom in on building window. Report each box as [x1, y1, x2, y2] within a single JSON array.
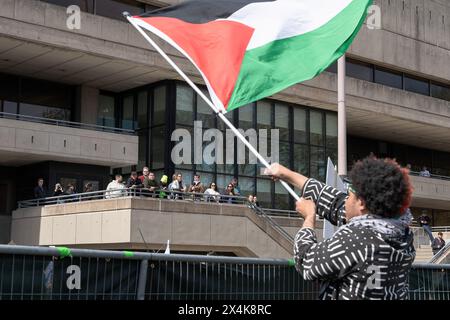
[[310, 110, 324, 146], [97, 94, 116, 127], [137, 90, 148, 129], [0, 74, 19, 115], [326, 113, 338, 150], [116, 81, 338, 209], [374, 67, 403, 89], [431, 83, 450, 101], [151, 126, 166, 170], [256, 101, 272, 131], [293, 108, 307, 144], [153, 86, 166, 126], [293, 144, 309, 176], [256, 178, 272, 209], [325, 62, 337, 73], [196, 88, 214, 128], [20, 78, 73, 120], [176, 84, 194, 125], [310, 146, 326, 181], [274, 103, 289, 141], [121, 95, 135, 129], [0, 74, 73, 121], [347, 59, 374, 82], [404, 75, 430, 96]]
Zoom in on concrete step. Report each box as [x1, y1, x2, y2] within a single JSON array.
[[414, 245, 434, 263]]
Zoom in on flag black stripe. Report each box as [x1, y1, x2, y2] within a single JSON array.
[[138, 0, 274, 24]]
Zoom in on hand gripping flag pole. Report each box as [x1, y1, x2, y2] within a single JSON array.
[[125, 12, 301, 202]]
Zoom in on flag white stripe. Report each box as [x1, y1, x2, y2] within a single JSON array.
[[227, 0, 354, 50]]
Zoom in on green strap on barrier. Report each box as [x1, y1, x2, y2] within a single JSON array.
[[123, 251, 134, 258], [288, 259, 296, 267], [56, 247, 72, 258]]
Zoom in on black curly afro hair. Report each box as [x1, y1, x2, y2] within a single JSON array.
[[348, 157, 413, 218]]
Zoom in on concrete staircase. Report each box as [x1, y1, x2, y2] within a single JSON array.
[[415, 244, 434, 263]]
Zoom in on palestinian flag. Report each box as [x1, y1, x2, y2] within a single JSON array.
[[130, 0, 372, 112]]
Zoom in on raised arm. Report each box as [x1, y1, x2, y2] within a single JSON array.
[[265, 163, 347, 226]]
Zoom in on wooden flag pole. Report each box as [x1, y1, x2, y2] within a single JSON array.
[[125, 13, 301, 202]]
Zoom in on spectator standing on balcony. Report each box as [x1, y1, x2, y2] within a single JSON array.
[[126, 171, 141, 188], [432, 232, 446, 255], [168, 174, 178, 199], [106, 174, 125, 199], [159, 175, 169, 199], [65, 184, 76, 195], [53, 183, 64, 197], [230, 178, 241, 196], [419, 166, 431, 177], [138, 167, 150, 184], [64, 183, 77, 202], [223, 183, 236, 204], [247, 195, 254, 208], [418, 211, 434, 243], [265, 157, 415, 300], [204, 182, 220, 202], [253, 196, 260, 207], [168, 173, 186, 199], [84, 183, 94, 193], [189, 174, 205, 201], [83, 183, 94, 201], [126, 171, 142, 196], [144, 172, 159, 196], [34, 178, 47, 199]]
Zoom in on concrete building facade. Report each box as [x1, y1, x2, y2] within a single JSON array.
[[0, 0, 449, 256]]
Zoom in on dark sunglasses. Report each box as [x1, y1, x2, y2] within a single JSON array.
[[347, 184, 357, 196]]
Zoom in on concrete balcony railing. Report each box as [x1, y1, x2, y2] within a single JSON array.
[[410, 175, 450, 210], [11, 194, 294, 259], [0, 113, 138, 167]]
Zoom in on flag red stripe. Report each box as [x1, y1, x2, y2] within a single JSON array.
[[136, 17, 254, 109]]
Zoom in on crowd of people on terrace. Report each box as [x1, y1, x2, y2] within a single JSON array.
[[32, 167, 260, 206]]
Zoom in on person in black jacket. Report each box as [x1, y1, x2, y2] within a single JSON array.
[[34, 178, 47, 199], [418, 211, 434, 243], [432, 232, 446, 255], [265, 157, 415, 300]]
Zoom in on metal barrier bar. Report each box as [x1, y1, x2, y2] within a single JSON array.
[[409, 170, 450, 181]]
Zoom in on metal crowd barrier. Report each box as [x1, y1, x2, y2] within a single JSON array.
[[0, 245, 449, 300]]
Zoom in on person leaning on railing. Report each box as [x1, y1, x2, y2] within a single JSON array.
[[188, 174, 205, 201], [265, 156, 415, 300], [105, 174, 126, 199], [204, 182, 220, 202], [168, 173, 186, 200], [222, 183, 236, 204], [143, 172, 159, 197], [158, 175, 169, 199]]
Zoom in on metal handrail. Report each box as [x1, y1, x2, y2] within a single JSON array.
[[263, 208, 298, 218], [0, 111, 135, 135], [409, 170, 450, 181], [0, 244, 290, 265], [429, 241, 450, 264], [17, 187, 249, 208], [248, 204, 295, 244]]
